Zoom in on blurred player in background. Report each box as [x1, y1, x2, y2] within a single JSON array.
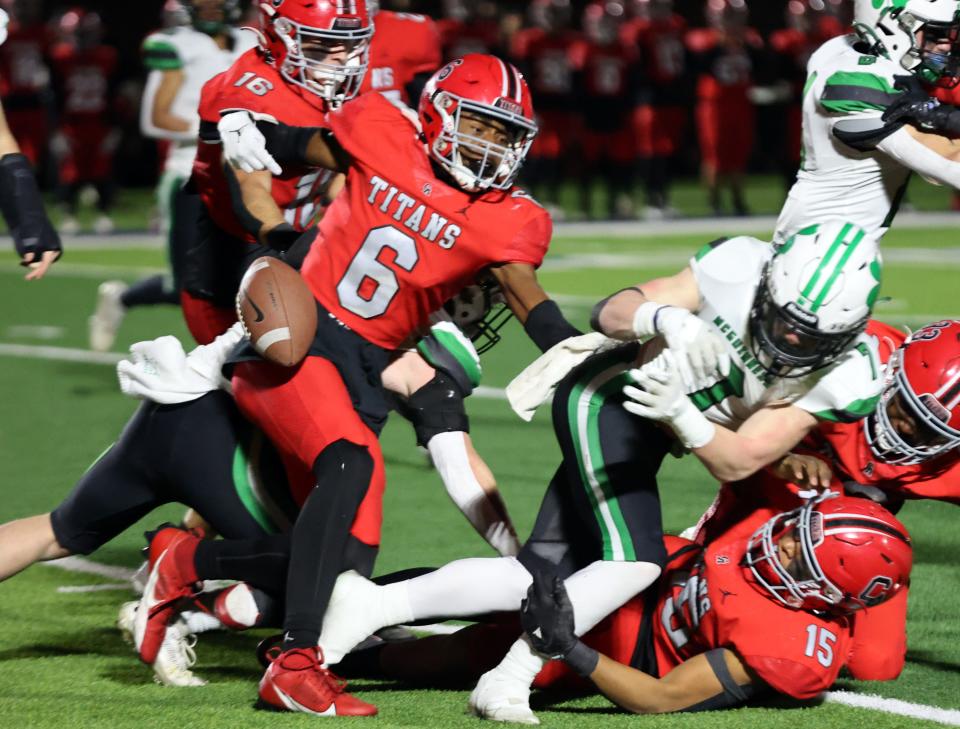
[[624, 0, 689, 219], [438, 0, 501, 61], [768, 0, 847, 191], [88, 0, 255, 353], [687, 0, 762, 216], [49, 8, 118, 236], [0, 5, 61, 280], [359, 0, 441, 106], [0, 0, 51, 168], [579, 1, 638, 219], [512, 0, 586, 215]]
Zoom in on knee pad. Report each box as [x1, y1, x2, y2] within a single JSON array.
[[312, 440, 375, 507]]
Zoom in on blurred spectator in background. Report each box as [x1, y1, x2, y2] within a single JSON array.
[[579, 1, 637, 218], [769, 0, 848, 190], [687, 0, 761, 216], [0, 0, 51, 170], [88, 0, 255, 352], [512, 0, 585, 216], [438, 0, 501, 60], [361, 0, 441, 106], [624, 0, 688, 218], [49, 8, 119, 235]]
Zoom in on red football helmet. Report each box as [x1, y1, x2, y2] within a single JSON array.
[[866, 319, 960, 464], [258, 0, 373, 107], [419, 55, 538, 193], [744, 493, 912, 615]]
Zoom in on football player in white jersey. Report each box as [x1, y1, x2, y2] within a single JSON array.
[[89, 0, 256, 352], [311, 221, 884, 724], [775, 0, 960, 244]]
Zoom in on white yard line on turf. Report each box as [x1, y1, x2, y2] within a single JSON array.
[[825, 691, 960, 727], [42, 555, 136, 581], [57, 583, 132, 593]]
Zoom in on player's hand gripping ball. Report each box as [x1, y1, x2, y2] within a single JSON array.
[[236, 257, 317, 367]]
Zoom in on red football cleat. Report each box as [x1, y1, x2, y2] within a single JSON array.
[[133, 525, 202, 664], [258, 647, 377, 716]]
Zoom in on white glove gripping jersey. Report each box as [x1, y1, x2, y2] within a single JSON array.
[[663, 236, 884, 429], [775, 35, 912, 245], [140, 26, 256, 177]]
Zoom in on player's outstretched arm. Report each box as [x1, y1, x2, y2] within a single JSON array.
[[521, 574, 758, 713], [0, 103, 63, 280], [140, 69, 197, 141], [591, 267, 702, 340], [488, 262, 581, 352], [876, 125, 960, 188]]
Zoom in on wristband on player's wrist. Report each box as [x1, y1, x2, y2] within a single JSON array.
[[669, 397, 716, 449], [563, 640, 600, 677], [632, 301, 672, 338]]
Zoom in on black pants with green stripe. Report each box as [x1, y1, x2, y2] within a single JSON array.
[[50, 392, 297, 554], [519, 343, 670, 578]]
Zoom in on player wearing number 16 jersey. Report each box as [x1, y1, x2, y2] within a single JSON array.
[[137, 54, 579, 717], [183, 0, 373, 344]]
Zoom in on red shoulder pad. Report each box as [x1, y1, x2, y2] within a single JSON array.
[[498, 202, 552, 268], [326, 91, 416, 161]]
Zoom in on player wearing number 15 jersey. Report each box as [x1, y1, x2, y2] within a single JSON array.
[[183, 0, 373, 344]]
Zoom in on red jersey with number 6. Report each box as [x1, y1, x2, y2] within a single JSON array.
[[300, 92, 552, 349], [193, 48, 333, 244]]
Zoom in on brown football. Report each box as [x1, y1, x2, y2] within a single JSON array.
[[236, 257, 317, 367]]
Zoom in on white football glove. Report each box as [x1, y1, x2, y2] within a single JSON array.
[[218, 110, 282, 175], [622, 351, 716, 449], [632, 302, 730, 389]]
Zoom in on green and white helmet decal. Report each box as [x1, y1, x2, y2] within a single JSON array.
[[750, 221, 881, 377], [854, 0, 960, 81]]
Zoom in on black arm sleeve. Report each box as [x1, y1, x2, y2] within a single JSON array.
[[832, 117, 904, 152], [0, 153, 62, 262], [254, 120, 326, 166], [523, 299, 582, 353], [680, 649, 760, 713], [589, 286, 645, 333]]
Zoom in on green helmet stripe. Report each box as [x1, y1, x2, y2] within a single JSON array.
[[810, 226, 866, 312], [798, 221, 853, 304]]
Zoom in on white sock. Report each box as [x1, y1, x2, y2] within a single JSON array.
[[564, 560, 662, 635], [379, 581, 415, 627], [406, 556, 532, 620], [493, 634, 545, 687], [179, 610, 222, 634]]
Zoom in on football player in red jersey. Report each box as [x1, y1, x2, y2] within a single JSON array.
[[579, 2, 639, 219], [135, 54, 579, 716], [687, 0, 763, 216], [622, 0, 689, 217], [334, 494, 911, 714], [183, 0, 373, 345], [691, 318, 960, 683], [359, 1, 440, 106], [511, 0, 587, 212], [0, 4, 62, 280], [49, 8, 119, 235], [0, 0, 51, 168]]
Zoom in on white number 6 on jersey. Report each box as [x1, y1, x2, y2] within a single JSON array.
[[337, 226, 419, 319]]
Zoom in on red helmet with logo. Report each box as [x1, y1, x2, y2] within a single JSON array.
[[258, 0, 372, 107], [419, 55, 538, 193], [744, 493, 912, 615], [866, 319, 960, 464]]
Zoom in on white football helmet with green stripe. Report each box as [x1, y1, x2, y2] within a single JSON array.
[[854, 0, 960, 82], [751, 221, 882, 378]]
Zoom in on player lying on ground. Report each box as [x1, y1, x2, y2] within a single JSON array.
[[0, 317, 520, 684], [690, 318, 960, 683], [332, 494, 912, 714], [0, 9, 61, 280], [136, 51, 584, 717], [776, 0, 960, 243], [142, 221, 882, 722]]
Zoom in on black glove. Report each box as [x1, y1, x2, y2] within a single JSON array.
[[520, 572, 599, 677], [0, 153, 63, 264], [263, 222, 303, 252], [255, 120, 325, 166], [882, 76, 960, 136]]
